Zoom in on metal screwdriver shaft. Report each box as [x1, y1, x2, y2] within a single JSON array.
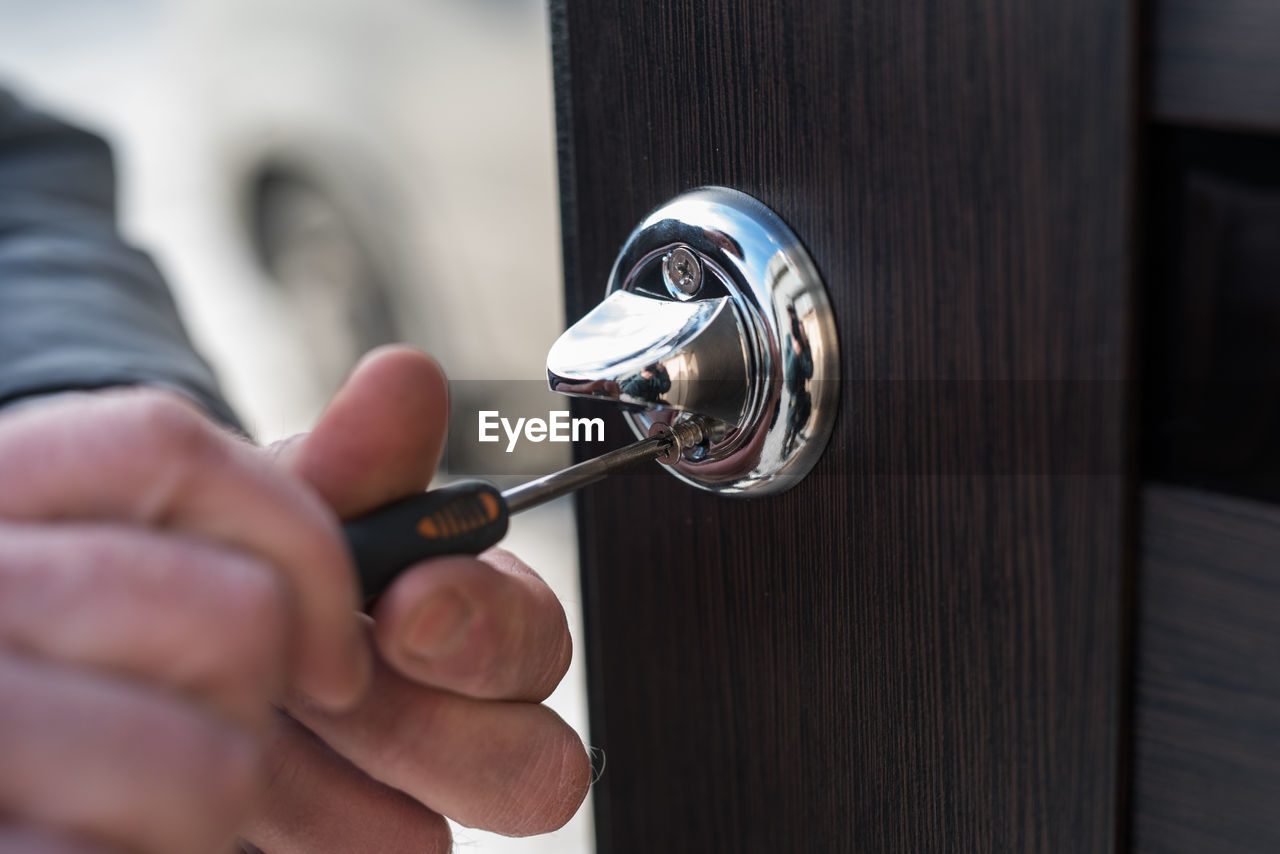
[[504, 435, 658, 513], [503, 417, 706, 514], [346, 418, 707, 600]]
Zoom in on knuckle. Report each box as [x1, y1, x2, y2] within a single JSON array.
[[221, 557, 292, 649], [159, 721, 262, 842], [123, 700, 263, 852], [123, 542, 296, 721], [406, 574, 574, 702], [0, 648, 259, 854], [129, 390, 202, 438], [128, 392, 219, 463], [199, 554, 292, 693]]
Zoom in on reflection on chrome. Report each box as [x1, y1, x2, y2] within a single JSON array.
[[545, 187, 839, 496], [546, 289, 751, 426]]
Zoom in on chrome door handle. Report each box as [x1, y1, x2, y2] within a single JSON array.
[[547, 289, 752, 426], [544, 186, 840, 496]]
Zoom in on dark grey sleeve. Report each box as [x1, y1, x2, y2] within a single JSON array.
[[0, 88, 241, 429]]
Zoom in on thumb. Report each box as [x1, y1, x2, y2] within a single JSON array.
[[273, 346, 450, 520]]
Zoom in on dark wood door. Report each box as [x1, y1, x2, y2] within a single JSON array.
[[552, 1, 1136, 850]]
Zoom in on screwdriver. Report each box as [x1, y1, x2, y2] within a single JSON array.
[[344, 418, 706, 600]]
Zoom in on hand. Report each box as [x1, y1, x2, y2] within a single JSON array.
[[0, 346, 589, 854], [242, 346, 591, 852], [0, 388, 371, 854]]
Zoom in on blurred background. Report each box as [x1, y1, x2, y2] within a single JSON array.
[[0, 0, 591, 851]]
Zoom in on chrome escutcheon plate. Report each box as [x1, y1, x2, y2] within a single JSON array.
[[547, 186, 840, 495]]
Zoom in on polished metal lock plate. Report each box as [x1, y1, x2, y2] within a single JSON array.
[[547, 186, 839, 495]]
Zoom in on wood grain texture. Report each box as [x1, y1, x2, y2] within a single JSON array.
[[1151, 0, 1280, 132], [552, 1, 1137, 850], [1132, 485, 1280, 853]]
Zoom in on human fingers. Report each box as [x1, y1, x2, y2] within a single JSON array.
[[238, 717, 451, 854], [265, 351, 575, 699], [0, 389, 367, 709], [371, 549, 571, 702], [0, 650, 261, 854], [272, 346, 448, 520], [0, 522, 291, 732], [287, 654, 590, 837]]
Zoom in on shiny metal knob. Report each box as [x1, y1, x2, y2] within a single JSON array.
[[546, 186, 840, 496], [547, 290, 752, 426]]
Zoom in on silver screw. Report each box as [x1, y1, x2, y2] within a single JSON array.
[[648, 417, 709, 464], [663, 247, 703, 296]]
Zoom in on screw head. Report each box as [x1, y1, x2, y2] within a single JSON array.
[[663, 247, 703, 297], [648, 417, 712, 464]]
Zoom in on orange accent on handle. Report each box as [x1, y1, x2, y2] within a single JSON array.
[[478, 491, 500, 520], [416, 494, 500, 541]]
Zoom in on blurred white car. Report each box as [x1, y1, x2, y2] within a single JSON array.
[[0, 0, 568, 454]]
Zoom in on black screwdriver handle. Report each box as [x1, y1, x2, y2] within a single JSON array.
[[344, 480, 509, 601]]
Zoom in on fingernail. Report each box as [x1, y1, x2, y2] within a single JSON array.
[[406, 589, 472, 658], [589, 746, 608, 785]]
